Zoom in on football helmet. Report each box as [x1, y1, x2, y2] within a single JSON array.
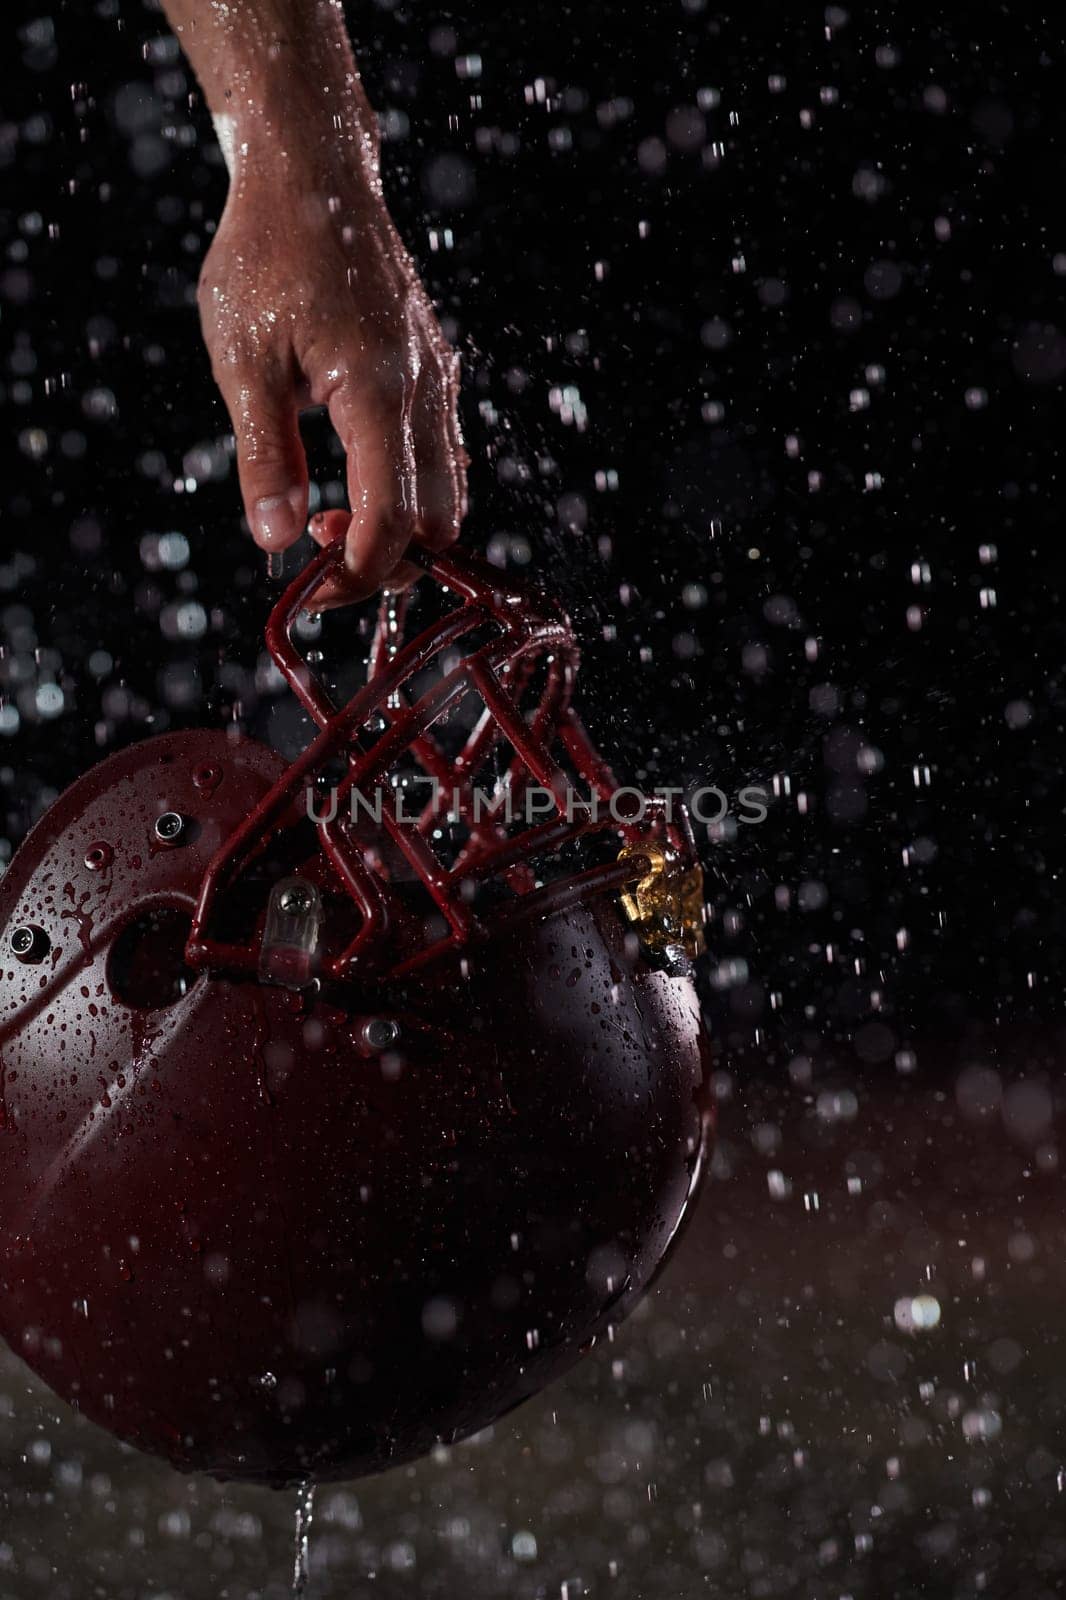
[[0, 536, 711, 1486]]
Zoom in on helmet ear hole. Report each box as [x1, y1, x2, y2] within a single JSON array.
[[107, 907, 199, 1011]]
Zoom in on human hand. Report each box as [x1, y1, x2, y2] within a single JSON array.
[[197, 136, 467, 605]]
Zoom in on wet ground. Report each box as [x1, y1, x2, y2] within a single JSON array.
[[2, 1040, 1065, 1598]]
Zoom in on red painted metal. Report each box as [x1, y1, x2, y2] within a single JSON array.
[[0, 540, 712, 1485], [186, 537, 696, 984]]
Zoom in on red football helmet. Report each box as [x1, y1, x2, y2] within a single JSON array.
[[0, 537, 711, 1486]]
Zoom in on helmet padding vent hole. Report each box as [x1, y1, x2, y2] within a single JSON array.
[[107, 907, 199, 1010]]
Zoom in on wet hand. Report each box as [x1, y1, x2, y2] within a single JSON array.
[[197, 143, 467, 605]]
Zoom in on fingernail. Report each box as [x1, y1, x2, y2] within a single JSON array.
[[252, 488, 304, 549]]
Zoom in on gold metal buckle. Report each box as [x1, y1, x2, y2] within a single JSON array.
[[618, 842, 705, 963]]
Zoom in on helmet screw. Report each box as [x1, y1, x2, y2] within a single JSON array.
[[192, 764, 221, 794], [10, 924, 48, 964], [278, 885, 315, 916], [362, 1018, 401, 1052], [154, 811, 186, 846]]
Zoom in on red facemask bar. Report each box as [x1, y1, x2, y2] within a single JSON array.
[[184, 539, 704, 986]]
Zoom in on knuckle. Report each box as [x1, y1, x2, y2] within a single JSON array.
[[367, 326, 409, 381], [202, 317, 252, 385], [232, 407, 289, 466], [302, 323, 411, 415], [363, 296, 409, 351], [303, 350, 346, 409], [195, 265, 217, 310], [364, 367, 408, 421]]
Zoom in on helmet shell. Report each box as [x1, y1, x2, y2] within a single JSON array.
[[0, 729, 711, 1484]]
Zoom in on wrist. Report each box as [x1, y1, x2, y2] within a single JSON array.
[[203, 27, 378, 184], [215, 90, 379, 188]]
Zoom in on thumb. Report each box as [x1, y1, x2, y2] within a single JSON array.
[[217, 363, 308, 551]]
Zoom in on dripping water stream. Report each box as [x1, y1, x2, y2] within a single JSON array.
[[292, 1480, 316, 1598]]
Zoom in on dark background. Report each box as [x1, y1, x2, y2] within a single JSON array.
[[4, 0, 1065, 1076], [2, 3, 1066, 1597]]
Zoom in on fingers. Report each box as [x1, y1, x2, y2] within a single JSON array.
[[325, 375, 418, 597], [412, 361, 464, 552], [214, 358, 308, 553], [306, 511, 421, 610], [442, 346, 470, 524], [308, 511, 352, 546], [306, 511, 364, 609], [295, 320, 465, 606]]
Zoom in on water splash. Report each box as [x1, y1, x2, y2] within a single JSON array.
[[292, 1480, 316, 1598]]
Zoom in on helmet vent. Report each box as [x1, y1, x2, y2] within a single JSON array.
[[107, 907, 199, 1011]]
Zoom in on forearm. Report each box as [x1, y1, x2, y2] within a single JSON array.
[[160, 0, 466, 585], [160, 0, 378, 179]]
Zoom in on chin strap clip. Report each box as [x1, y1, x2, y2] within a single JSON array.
[[618, 842, 705, 970], [259, 877, 323, 990]]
